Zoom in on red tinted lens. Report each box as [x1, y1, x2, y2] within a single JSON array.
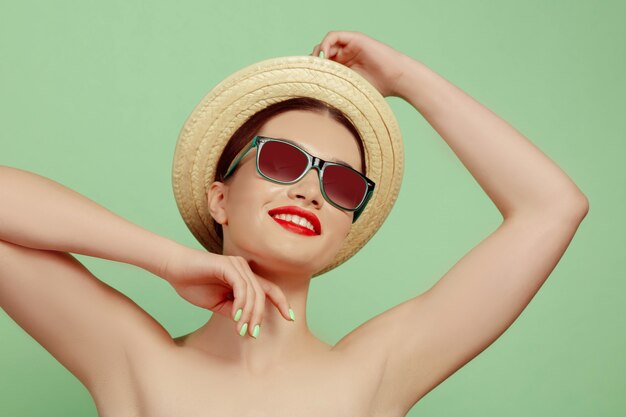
[[258, 141, 308, 182], [323, 165, 367, 210]]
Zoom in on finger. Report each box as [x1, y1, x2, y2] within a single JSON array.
[[321, 30, 363, 61], [318, 31, 351, 58], [239, 259, 266, 338], [230, 257, 256, 336], [204, 252, 246, 322], [328, 45, 336, 58], [313, 44, 324, 58], [229, 277, 246, 323], [220, 259, 247, 323], [212, 298, 234, 317]]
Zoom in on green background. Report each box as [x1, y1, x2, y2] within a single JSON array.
[[1, 0, 623, 416]]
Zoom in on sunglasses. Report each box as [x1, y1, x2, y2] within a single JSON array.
[[223, 135, 375, 223]]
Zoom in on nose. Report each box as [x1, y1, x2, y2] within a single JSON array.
[[287, 168, 324, 208]]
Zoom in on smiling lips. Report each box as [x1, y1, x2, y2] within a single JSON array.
[[267, 205, 321, 236]]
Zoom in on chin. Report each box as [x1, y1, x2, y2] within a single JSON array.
[[239, 241, 328, 277], [260, 247, 321, 274], [226, 221, 342, 276]]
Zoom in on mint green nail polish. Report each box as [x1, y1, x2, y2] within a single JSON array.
[[319, 50, 325, 59], [252, 324, 260, 339], [239, 322, 248, 337], [289, 308, 295, 321], [234, 309, 242, 322]]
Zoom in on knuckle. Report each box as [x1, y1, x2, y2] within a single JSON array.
[[261, 282, 273, 296], [246, 282, 254, 298], [237, 274, 247, 288], [253, 285, 263, 304]]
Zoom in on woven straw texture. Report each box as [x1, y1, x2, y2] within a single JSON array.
[[171, 55, 404, 277]]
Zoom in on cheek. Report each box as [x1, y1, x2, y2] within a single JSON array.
[[223, 190, 267, 255], [225, 179, 277, 232], [227, 186, 264, 222], [324, 212, 353, 244]]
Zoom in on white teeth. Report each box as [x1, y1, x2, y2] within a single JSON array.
[[272, 213, 316, 233]]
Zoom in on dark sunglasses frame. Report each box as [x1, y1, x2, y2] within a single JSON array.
[[223, 135, 375, 223]]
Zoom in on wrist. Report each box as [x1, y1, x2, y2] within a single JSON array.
[[134, 232, 185, 279], [393, 57, 438, 105], [391, 54, 420, 99]]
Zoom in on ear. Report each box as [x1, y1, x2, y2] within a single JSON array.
[[207, 181, 228, 226]]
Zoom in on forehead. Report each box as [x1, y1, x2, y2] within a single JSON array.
[[256, 110, 362, 171]]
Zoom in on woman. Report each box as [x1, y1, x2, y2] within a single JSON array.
[[0, 31, 588, 416]]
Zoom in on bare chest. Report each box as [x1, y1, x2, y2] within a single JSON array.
[[96, 346, 391, 417]]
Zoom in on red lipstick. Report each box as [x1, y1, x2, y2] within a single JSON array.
[[268, 205, 321, 236]]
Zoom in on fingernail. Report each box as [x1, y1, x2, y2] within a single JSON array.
[[252, 324, 260, 339], [234, 308, 242, 322], [289, 308, 295, 321], [239, 322, 248, 337], [319, 50, 325, 59]]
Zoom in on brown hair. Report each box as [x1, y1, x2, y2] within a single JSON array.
[[212, 96, 366, 243]]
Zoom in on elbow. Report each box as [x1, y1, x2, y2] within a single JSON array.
[[508, 188, 589, 225], [574, 193, 590, 221], [554, 192, 590, 224], [531, 191, 589, 226]]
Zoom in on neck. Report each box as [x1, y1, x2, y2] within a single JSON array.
[[179, 263, 330, 375]]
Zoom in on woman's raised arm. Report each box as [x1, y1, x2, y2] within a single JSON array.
[[393, 57, 588, 219], [0, 166, 185, 398], [314, 31, 588, 218], [0, 166, 293, 340], [314, 31, 589, 415], [0, 165, 180, 275]]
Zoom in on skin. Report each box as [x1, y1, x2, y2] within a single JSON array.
[[0, 31, 588, 417], [177, 109, 363, 375]]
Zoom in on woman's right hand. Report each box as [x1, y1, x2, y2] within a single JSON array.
[[311, 31, 412, 98], [159, 245, 294, 336]]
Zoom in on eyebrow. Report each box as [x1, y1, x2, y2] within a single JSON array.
[[268, 136, 358, 171]]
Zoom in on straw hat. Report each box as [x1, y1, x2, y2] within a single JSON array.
[[171, 55, 404, 277]]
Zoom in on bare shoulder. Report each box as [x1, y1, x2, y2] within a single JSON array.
[[0, 241, 177, 414], [331, 308, 411, 417], [330, 213, 587, 415]]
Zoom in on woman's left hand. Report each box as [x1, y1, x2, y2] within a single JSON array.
[[311, 31, 412, 98]]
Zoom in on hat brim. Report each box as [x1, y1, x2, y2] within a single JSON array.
[[172, 55, 404, 277]]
